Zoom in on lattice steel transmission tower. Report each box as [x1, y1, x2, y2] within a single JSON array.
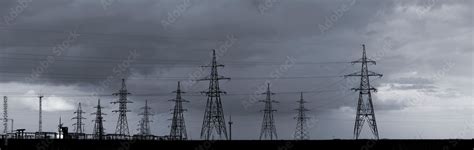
[[3, 96, 8, 134], [72, 103, 86, 134], [170, 81, 188, 140], [38, 95, 44, 133], [259, 83, 278, 140], [345, 44, 382, 139], [138, 100, 153, 135], [92, 99, 106, 139], [112, 79, 132, 136], [294, 92, 310, 140], [199, 50, 230, 140]]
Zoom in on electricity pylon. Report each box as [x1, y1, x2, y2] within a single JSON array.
[[72, 103, 86, 134], [199, 50, 231, 140], [58, 117, 63, 139], [112, 79, 132, 136], [92, 99, 106, 139], [38, 95, 43, 133], [170, 81, 188, 140], [138, 100, 153, 135], [345, 44, 382, 139], [294, 92, 310, 140], [259, 83, 278, 140]]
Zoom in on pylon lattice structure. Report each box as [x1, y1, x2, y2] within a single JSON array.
[[294, 92, 310, 140], [345, 44, 382, 139], [92, 99, 106, 139], [199, 50, 230, 140], [259, 83, 278, 140], [3, 96, 8, 134], [169, 82, 189, 140], [72, 103, 86, 134], [112, 79, 133, 136], [138, 100, 153, 135]]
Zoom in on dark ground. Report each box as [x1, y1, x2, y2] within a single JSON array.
[[0, 139, 472, 150]]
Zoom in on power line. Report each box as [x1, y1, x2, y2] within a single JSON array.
[[0, 89, 342, 98], [0, 52, 350, 64]]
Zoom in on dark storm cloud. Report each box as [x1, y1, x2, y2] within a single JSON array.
[[0, 0, 471, 139]]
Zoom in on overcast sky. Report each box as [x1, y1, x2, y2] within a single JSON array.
[[0, 0, 472, 140]]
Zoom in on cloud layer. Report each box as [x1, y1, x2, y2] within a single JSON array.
[[0, 0, 471, 139]]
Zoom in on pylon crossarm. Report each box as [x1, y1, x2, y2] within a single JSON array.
[[345, 72, 362, 77], [367, 71, 383, 77], [351, 59, 376, 64], [217, 76, 231, 80], [201, 64, 225, 68], [351, 87, 378, 91]]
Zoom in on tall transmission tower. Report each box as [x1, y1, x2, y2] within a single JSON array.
[[138, 100, 153, 135], [92, 99, 106, 139], [199, 50, 231, 140], [38, 95, 44, 133], [3, 96, 8, 134], [294, 92, 310, 140], [169, 81, 188, 140], [345, 44, 382, 139], [259, 83, 278, 140], [72, 103, 86, 134], [112, 79, 132, 136]]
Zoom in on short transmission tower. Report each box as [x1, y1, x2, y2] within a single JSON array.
[[294, 92, 310, 140], [259, 83, 278, 140], [58, 117, 63, 139], [3, 96, 8, 134], [72, 103, 86, 134], [169, 81, 188, 140], [199, 50, 231, 140], [345, 44, 382, 139], [112, 79, 133, 136], [138, 100, 153, 135], [92, 99, 106, 139]]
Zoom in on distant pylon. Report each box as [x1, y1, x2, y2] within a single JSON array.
[[169, 82, 188, 140], [294, 92, 310, 140], [3, 96, 8, 134], [58, 117, 63, 139], [112, 79, 133, 136], [259, 83, 278, 140], [138, 100, 153, 135], [199, 50, 231, 140], [92, 99, 106, 139], [38, 95, 43, 133], [72, 103, 86, 134], [345, 44, 382, 139]]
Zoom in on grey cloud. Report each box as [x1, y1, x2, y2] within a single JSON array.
[[0, 0, 471, 139]]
